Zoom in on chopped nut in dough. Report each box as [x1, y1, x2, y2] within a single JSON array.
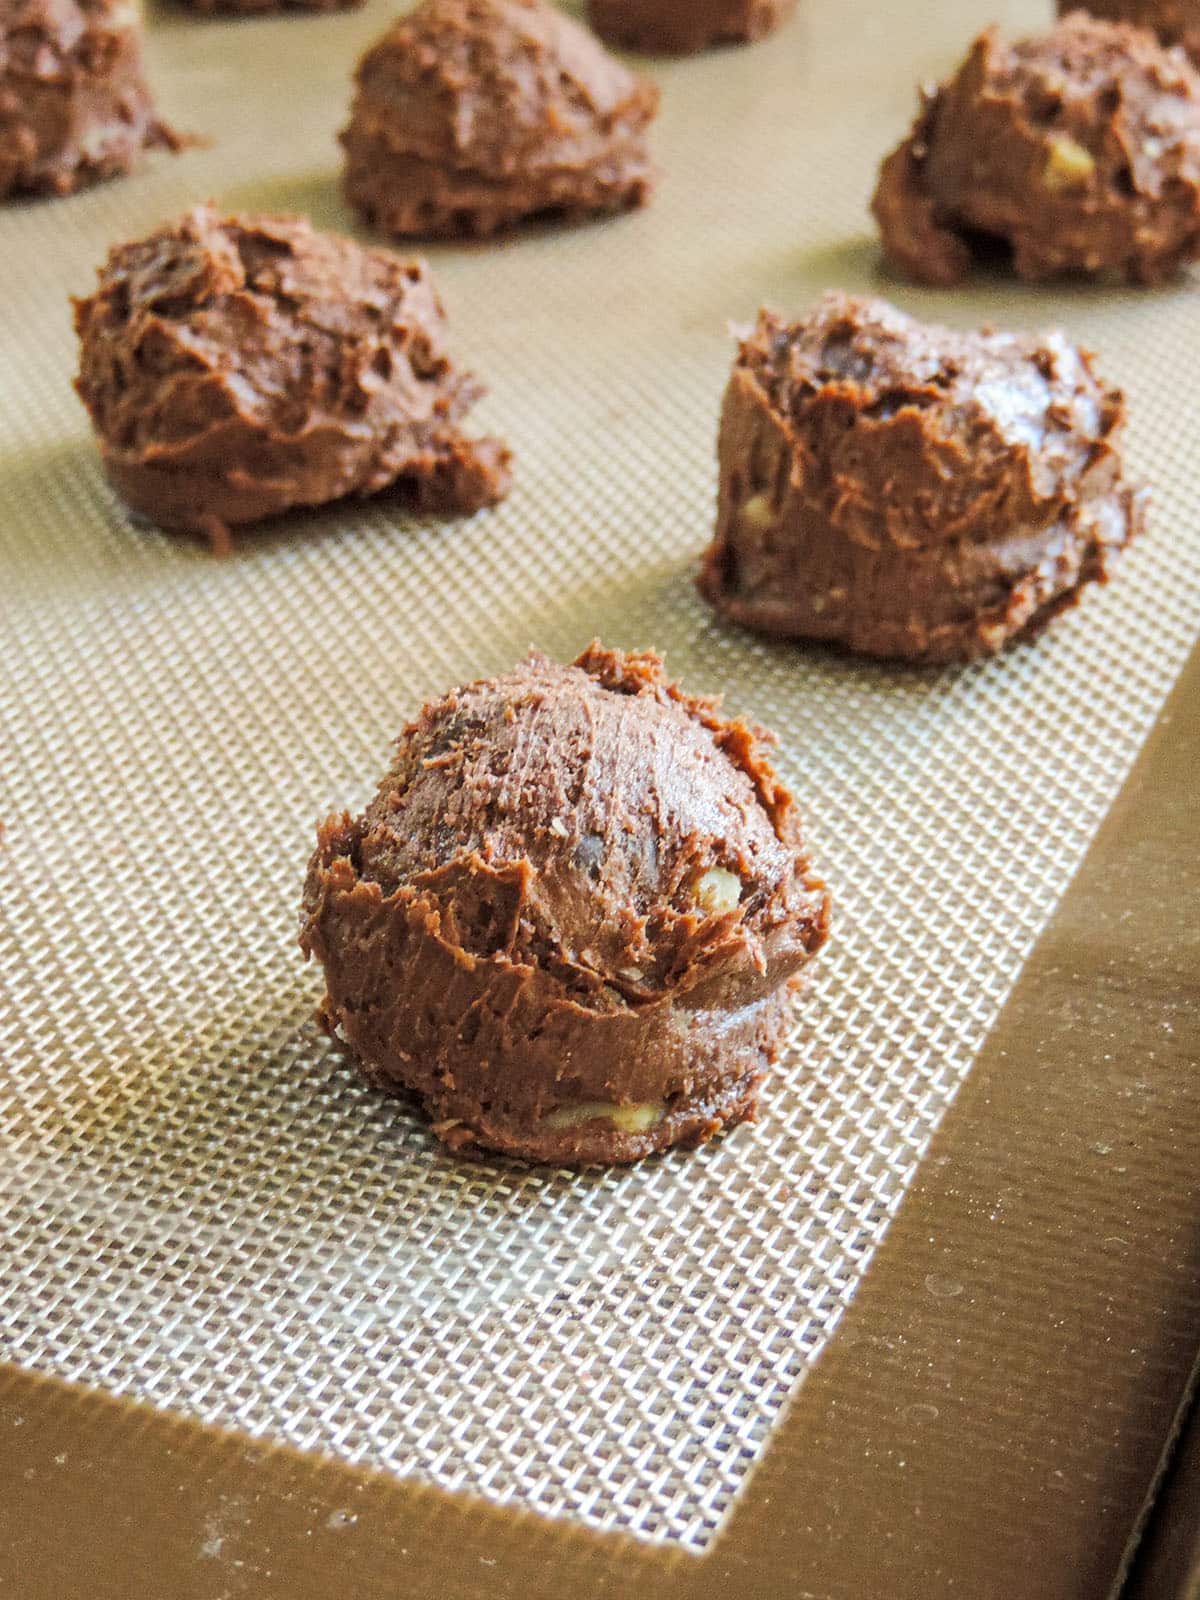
[[544, 1101, 666, 1133], [694, 867, 743, 915], [739, 493, 777, 531], [1043, 133, 1096, 190]]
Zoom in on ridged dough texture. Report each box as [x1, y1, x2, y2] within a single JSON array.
[[1059, 0, 1200, 68], [698, 293, 1146, 663], [0, 0, 175, 199], [73, 204, 511, 548], [341, 0, 659, 237], [301, 645, 830, 1166], [873, 10, 1200, 284]]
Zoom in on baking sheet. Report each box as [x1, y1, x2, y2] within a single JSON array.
[[2, 0, 1199, 1553]]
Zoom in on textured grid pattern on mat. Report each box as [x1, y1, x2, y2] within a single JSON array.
[[1, 0, 1198, 1553]]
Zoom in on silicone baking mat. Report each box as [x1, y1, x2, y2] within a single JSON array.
[[2, 0, 1198, 1554]]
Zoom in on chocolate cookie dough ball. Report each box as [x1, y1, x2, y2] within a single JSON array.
[[73, 204, 511, 550], [1060, 1, 1200, 68], [0, 0, 177, 200], [587, 0, 795, 55], [697, 294, 1146, 664], [873, 12, 1200, 285], [341, 0, 658, 238], [301, 644, 830, 1166]]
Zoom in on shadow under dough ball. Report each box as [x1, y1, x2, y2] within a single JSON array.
[[179, 0, 360, 14], [586, 0, 795, 55], [301, 644, 830, 1167], [873, 10, 1200, 284], [341, 0, 659, 238], [0, 0, 177, 200], [697, 293, 1146, 664], [73, 204, 511, 551], [1058, 0, 1200, 68]]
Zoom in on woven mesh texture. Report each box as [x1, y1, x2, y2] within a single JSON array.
[[1, 0, 1198, 1553]]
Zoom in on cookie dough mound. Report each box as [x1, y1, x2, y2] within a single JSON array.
[[587, 0, 795, 55], [0, 0, 177, 200], [872, 11, 1200, 285], [73, 204, 511, 549], [697, 294, 1146, 664], [301, 644, 830, 1166], [341, 0, 659, 238], [1059, 0, 1200, 68]]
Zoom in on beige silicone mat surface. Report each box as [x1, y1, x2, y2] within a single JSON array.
[[2, 0, 1198, 1554]]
